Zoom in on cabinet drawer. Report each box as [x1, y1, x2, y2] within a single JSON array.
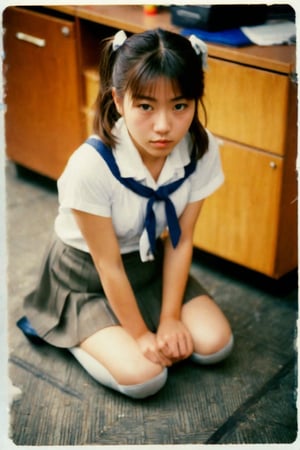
[[193, 139, 284, 277], [203, 57, 289, 156]]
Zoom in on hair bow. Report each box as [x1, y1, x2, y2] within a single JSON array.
[[112, 30, 127, 51], [189, 35, 208, 69]]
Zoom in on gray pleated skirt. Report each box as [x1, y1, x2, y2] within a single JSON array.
[[24, 235, 209, 348]]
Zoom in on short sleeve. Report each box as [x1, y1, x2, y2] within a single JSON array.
[[57, 143, 113, 217], [188, 131, 224, 202]]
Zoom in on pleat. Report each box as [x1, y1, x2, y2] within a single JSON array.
[[24, 235, 209, 348]]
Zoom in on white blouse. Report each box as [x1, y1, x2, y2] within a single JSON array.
[[54, 118, 224, 261]]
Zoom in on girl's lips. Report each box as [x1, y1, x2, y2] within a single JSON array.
[[150, 140, 173, 148]]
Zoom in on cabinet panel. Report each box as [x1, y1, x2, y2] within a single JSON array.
[[203, 57, 289, 156], [193, 140, 284, 277], [3, 7, 84, 179]]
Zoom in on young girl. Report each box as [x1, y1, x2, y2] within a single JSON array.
[[19, 28, 233, 399]]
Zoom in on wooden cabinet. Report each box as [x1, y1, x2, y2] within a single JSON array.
[[4, 5, 297, 278], [202, 57, 290, 155], [3, 7, 84, 179], [195, 55, 297, 278], [193, 140, 296, 277]]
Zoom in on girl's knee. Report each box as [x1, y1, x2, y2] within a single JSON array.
[[192, 333, 234, 365], [196, 327, 233, 355], [182, 295, 233, 361], [115, 360, 166, 387], [118, 366, 168, 399], [70, 346, 167, 399]]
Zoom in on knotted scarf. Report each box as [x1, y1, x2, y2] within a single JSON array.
[[86, 138, 196, 254]]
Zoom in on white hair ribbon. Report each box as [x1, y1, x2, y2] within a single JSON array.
[[112, 30, 127, 52], [189, 34, 208, 69]]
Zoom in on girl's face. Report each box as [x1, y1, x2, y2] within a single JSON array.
[[113, 77, 195, 165]]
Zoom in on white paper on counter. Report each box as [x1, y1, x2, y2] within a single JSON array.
[[241, 20, 296, 46]]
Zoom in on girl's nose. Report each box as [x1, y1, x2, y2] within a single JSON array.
[[153, 111, 171, 134]]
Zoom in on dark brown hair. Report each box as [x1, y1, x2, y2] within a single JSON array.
[[94, 28, 208, 160]]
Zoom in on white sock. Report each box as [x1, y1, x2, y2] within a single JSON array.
[[69, 347, 120, 391], [191, 334, 234, 365], [118, 370, 168, 399], [69, 347, 168, 399]]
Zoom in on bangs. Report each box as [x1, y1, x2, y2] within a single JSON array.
[[124, 51, 201, 100], [129, 74, 182, 100]]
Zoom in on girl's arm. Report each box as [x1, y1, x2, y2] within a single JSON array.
[[72, 209, 172, 366], [157, 199, 204, 361]]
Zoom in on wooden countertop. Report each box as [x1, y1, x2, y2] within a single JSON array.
[[50, 4, 296, 74]]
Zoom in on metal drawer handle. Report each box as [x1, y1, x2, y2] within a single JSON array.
[[16, 32, 46, 48]]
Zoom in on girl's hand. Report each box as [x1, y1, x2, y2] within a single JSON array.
[[157, 318, 194, 362], [136, 331, 173, 367]]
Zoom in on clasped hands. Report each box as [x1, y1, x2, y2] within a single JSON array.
[[137, 317, 194, 367]]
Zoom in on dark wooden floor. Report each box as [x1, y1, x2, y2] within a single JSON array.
[[4, 161, 298, 446]]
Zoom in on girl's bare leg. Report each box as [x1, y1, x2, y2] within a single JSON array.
[[181, 295, 233, 362], [70, 326, 167, 398]]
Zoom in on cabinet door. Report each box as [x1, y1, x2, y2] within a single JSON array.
[[193, 140, 284, 277], [3, 7, 83, 179], [203, 57, 289, 156]]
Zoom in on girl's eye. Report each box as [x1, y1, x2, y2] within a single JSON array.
[[174, 103, 187, 111], [138, 103, 152, 111]]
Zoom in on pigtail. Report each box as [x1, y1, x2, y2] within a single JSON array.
[[93, 37, 120, 148]]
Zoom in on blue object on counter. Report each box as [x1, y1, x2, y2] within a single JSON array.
[[182, 27, 252, 47]]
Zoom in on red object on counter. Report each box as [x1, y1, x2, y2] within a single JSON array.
[[144, 5, 158, 15]]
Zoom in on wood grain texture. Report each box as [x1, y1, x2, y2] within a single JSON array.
[[193, 141, 285, 276], [3, 7, 84, 179], [203, 57, 290, 155]]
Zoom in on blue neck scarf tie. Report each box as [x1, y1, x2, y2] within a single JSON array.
[[86, 138, 196, 255]]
